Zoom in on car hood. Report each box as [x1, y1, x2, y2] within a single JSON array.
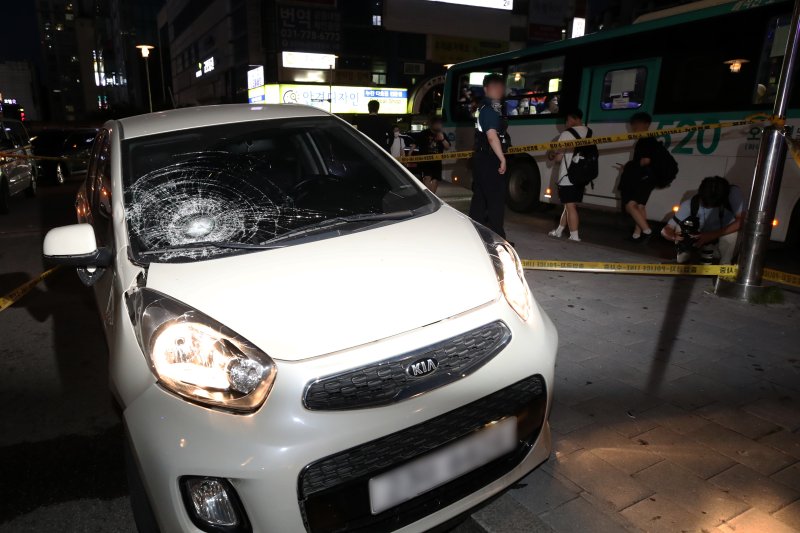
[[143, 207, 500, 361]]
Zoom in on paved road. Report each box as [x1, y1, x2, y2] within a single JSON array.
[[1, 181, 798, 532], [0, 177, 133, 532]]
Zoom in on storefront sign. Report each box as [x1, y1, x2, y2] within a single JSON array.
[[278, 4, 341, 53], [250, 83, 407, 114], [282, 51, 336, 69], [247, 66, 264, 90], [428, 35, 508, 64], [195, 57, 215, 78], [426, 0, 511, 10]]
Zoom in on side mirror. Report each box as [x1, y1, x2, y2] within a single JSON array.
[[43, 224, 112, 286]]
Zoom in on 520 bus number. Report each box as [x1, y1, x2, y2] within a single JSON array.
[[656, 120, 721, 155]]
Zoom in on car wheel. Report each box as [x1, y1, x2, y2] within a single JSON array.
[[506, 159, 541, 213], [25, 170, 38, 198], [56, 162, 66, 185], [0, 178, 9, 214], [124, 437, 161, 533]]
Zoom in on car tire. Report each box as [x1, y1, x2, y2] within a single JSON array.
[[55, 162, 66, 185], [124, 437, 161, 533], [506, 159, 541, 213], [25, 169, 37, 198], [0, 178, 9, 214]]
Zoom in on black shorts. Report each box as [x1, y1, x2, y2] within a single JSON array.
[[418, 161, 442, 180], [621, 178, 656, 205], [558, 184, 584, 204]]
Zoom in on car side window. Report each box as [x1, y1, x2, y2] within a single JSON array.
[[92, 132, 112, 219], [11, 122, 30, 145], [2, 122, 24, 148], [85, 131, 105, 202], [0, 123, 14, 150]]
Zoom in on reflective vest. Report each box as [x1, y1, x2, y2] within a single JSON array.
[[474, 104, 509, 154]]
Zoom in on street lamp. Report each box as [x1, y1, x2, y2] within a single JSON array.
[[136, 44, 155, 113]]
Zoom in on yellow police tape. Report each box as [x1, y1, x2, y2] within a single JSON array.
[[521, 259, 800, 289], [0, 152, 84, 162], [0, 260, 796, 314], [398, 113, 796, 164], [0, 266, 60, 313]]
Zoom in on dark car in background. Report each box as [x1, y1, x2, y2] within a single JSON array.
[[31, 129, 96, 185], [0, 118, 37, 213]]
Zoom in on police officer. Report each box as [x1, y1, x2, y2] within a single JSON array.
[[469, 73, 510, 238]]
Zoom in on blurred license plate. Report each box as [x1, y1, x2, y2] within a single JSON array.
[[368, 417, 517, 514]]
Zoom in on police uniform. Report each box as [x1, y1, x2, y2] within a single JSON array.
[[469, 100, 509, 238]]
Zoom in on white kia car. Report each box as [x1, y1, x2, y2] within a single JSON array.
[[42, 104, 557, 533]]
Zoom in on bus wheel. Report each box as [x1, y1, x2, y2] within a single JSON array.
[[506, 159, 541, 213]]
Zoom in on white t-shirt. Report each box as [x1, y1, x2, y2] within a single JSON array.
[[389, 135, 407, 158], [558, 125, 589, 187]]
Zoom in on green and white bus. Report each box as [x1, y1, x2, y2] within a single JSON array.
[[441, 0, 799, 242]]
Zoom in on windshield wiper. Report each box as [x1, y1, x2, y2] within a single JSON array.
[[141, 241, 285, 256], [259, 210, 414, 245]]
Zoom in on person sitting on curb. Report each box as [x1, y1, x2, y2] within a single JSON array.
[[618, 112, 660, 242], [661, 176, 745, 265]]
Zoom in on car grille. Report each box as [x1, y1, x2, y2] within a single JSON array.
[[298, 375, 547, 533], [303, 321, 512, 410]]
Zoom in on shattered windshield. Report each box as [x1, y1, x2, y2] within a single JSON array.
[[122, 116, 435, 263]]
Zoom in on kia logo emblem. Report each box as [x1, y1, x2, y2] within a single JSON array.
[[406, 357, 439, 377]]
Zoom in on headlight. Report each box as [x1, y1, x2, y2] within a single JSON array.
[[128, 288, 276, 412], [473, 223, 533, 321]]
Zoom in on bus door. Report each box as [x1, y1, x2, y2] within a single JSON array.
[[578, 58, 661, 207]]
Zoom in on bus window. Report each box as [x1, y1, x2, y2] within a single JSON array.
[[451, 69, 502, 122], [753, 14, 791, 105], [600, 67, 647, 110], [505, 56, 564, 117]]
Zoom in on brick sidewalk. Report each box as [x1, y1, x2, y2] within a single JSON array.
[[465, 216, 800, 533]]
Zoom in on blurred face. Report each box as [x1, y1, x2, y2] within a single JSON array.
[[630, 120, 650, 133], [565, 115, 581, 128], [431, 120, 442, 131], [484, 81, 505, 101]]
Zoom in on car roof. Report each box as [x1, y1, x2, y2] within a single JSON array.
[[114, 104, 331, 140]]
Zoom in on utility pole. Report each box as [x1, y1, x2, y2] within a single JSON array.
[[717, 0, 800, 301]]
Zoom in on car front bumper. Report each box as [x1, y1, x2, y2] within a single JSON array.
[[123, 298, 558, 533]]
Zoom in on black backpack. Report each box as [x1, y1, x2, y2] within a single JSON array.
[[565, 127, 599, 188], [650, 141, 679, 188]]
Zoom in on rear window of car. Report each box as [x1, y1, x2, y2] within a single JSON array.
[[122, 116, 435, 263]]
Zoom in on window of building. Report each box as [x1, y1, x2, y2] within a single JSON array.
[[372, 15, 382, 26], [599, 67, 647, 110], [504, 56, 564, 117], [371, 73, 386, 85]]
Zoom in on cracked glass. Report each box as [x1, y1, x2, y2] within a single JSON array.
[[122, 117, 435, 263]]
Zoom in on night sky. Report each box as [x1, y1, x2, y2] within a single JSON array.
[[0, 2, 43, 65]]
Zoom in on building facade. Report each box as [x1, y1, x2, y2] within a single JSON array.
[[159, 0, 563, 115], [0, 61, 41, 121]]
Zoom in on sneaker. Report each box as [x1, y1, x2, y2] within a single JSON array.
[[568, 236, 581, 242], [628, 232, 653, 243], [547, 229, 563, 238]]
